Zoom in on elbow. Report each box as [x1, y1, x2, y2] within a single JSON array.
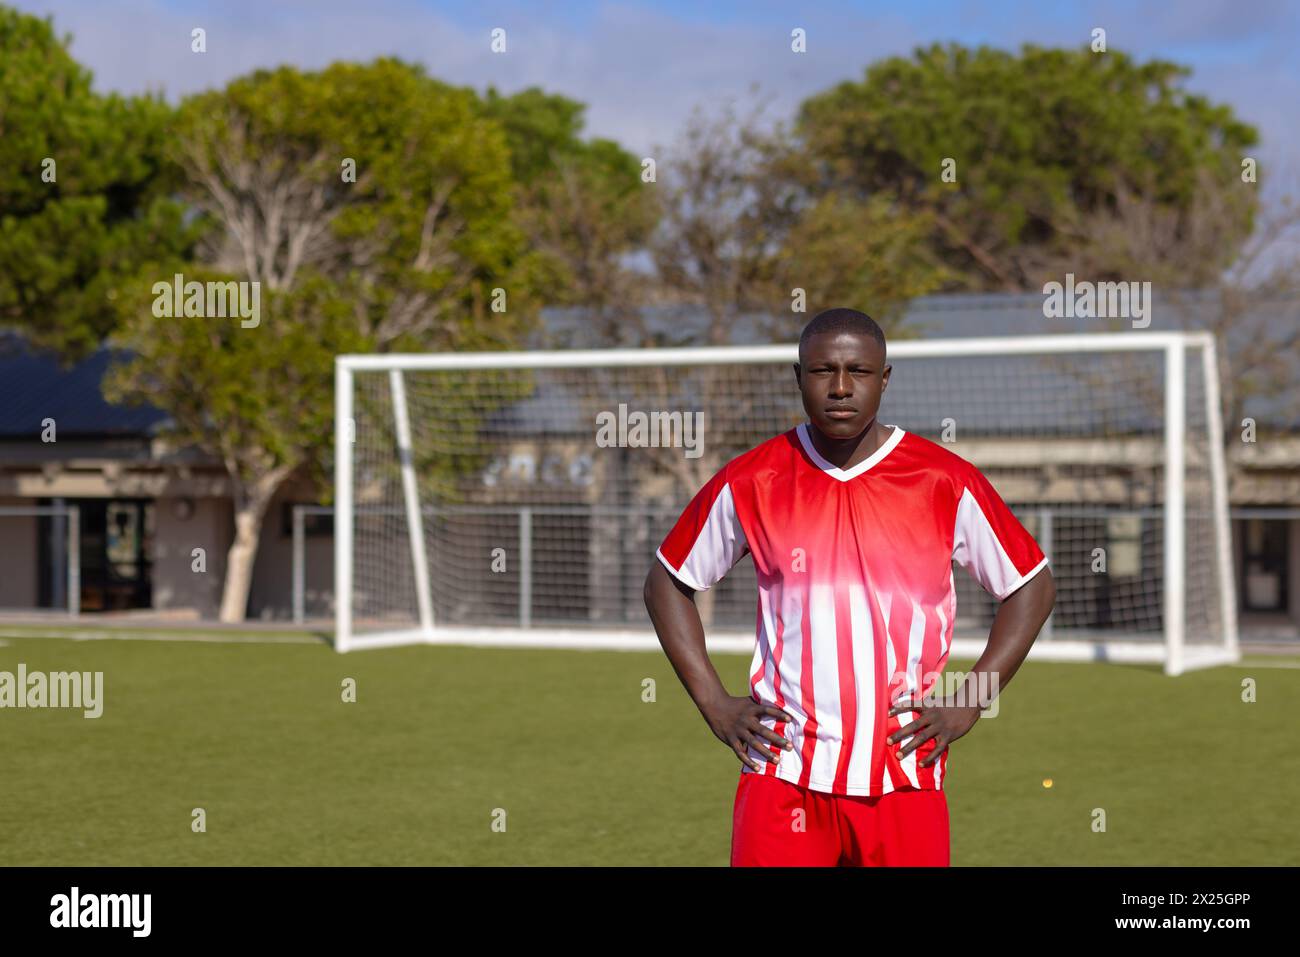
[[1040, 568, 1057, 615], [646, 560, 696, 609], [643, 564, 660, 613]]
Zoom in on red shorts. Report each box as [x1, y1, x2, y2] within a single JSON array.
[[730, 772, 950, 867]]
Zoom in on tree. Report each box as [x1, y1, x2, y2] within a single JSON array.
[[480, 86, 662, 348], [1015, 150, 1300, 454], [102, 272, 369, 621], [650, 92, 944, 349], [0, 7, 194, 359], [796, 43, 1259, 291], [105, 59, 538, 622], [175, 59, 534, 352]]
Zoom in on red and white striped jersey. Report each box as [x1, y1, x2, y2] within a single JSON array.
[[656, 423, 1049, 796]]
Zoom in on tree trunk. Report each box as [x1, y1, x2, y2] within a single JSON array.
[[218, 464, 298, 623]]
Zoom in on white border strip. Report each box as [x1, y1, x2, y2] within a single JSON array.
[[334, 361, 353, 653], [337, 332, 1203, 372], [389, 370, 435, 635], [1202, 337, 1239, 658], [1164, 339, 1186, 676]]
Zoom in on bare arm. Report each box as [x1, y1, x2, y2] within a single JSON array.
[[968, 566, 1057, 696], [890, 567, 1056, 764], [643, 561, 793, 771]]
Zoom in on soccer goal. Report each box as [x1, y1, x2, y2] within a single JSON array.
[[334, 332, 1238, 675]]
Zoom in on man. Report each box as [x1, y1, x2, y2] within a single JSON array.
[[643, 307, 1056, 866]]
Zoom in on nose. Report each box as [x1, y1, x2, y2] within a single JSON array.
[[830, 369, 852, 397]]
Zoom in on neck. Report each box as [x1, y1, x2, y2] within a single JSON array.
[[808, 418, 891, 470]]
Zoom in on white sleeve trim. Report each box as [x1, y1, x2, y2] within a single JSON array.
[[656, 481, 747, 592], [953, 485, 1047, 601], [656, 547, 707, 591], [994, 554, 1050, 601]]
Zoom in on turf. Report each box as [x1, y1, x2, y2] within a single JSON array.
[[0, 629, 1296, 866]]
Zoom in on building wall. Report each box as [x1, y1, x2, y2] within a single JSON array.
[[1290, 519, 1300, 625], [147, 483, 333, 621], [246, 483, 335, 622], [150, 496, 229, 618], [0, 498, 39, 609]]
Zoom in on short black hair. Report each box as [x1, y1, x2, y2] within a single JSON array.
[[798, 308, 886, 361]]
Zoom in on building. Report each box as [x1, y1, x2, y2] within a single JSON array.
[[0, 329, 328, 621], [1, 291, 1297, 642]]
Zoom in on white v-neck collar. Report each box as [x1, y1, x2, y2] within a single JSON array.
[[796, 422, 906, 482]]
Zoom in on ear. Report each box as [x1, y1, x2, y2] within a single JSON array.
[[792, 362, 802, 386]]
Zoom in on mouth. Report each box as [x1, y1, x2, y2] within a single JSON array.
[[825, 408, 858, 420]]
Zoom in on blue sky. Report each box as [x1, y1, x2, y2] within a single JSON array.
[[21, 0, 1300, 188]]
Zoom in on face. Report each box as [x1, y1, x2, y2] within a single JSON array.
[[794, 330, 891, 440]]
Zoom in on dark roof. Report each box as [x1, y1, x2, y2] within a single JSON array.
[[0, 330, 171, 439]]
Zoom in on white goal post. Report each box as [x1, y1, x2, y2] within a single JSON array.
[[334, 332, 1238, 675]]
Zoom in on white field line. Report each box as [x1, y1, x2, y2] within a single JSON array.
[[0, 629, 1294, 669], [0, 629, 319, 645], [1237, 658, 1300, 669]]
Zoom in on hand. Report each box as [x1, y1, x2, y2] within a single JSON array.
[[886, 695, 981, 768], [703, 695, 795, 771]]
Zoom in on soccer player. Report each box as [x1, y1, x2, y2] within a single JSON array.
[[643, 307, 1056, 866]]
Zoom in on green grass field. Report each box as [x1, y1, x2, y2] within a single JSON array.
[[1, 626, 1297, 866]]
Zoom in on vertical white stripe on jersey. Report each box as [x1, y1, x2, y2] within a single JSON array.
[[879, 587, 897, 795], [753, 587, 778, 702], [934, 583, 951, 791], [807, 581, 842, 787], [845, 582, 876, 791], [938, 570, 953, 658], [747, 587, 780, 767], [775, 589, 806, 787], [898, 598, 926, 789]]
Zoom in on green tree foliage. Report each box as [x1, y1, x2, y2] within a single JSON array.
[[649, 96, 946, 346], [102, 268, 370, 621], [106, 59, 541, 620], [481, 86, 661, 344], [172, 58, 533, 349], [0, 7, 195, 359], [796, 43, 1260, 290]]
